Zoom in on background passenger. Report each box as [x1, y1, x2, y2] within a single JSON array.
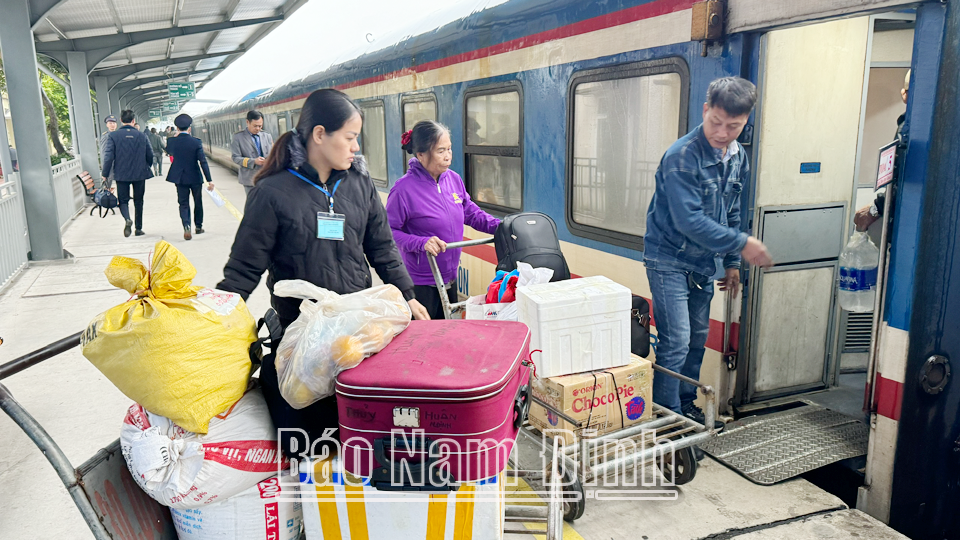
[[216, 88, 429, 456], [231, 110, 274, 196], [386, 120, 501, 319], [165, 114, 215, 240]]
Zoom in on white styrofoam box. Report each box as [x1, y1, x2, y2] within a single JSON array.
[[300, 457, 504, 540], [517, 275, 631, 378], [170, 473, 302, 540]]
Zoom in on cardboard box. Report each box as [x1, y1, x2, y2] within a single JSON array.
[[529, 355, 653, 444]]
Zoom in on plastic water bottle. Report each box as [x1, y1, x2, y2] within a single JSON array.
[[838, 231, 880, 312]]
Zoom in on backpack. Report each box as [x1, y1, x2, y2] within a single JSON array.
[[494, 212, 570, 282]]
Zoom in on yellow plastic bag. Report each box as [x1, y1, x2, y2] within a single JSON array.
[[81, 241, 256, 434]]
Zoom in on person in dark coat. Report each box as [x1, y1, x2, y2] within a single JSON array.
[[101, 110, 153, 237], [216, 88, 430, 457], [165, 114, 215, 240]]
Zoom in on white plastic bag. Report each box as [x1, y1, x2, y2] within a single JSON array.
[[120, 388, 285, 509], [465, 295, 515, 321], [273, 280, 411, 409], [465, 263, 553, 321], [516, 262, 554, 288]]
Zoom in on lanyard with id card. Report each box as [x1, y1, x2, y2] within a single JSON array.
[[288, 168, 345, 241]]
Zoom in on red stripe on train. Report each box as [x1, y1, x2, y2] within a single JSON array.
[[460, 239, 738, 354], [873, 374, 903, 421], [242, 0, 696, 114]]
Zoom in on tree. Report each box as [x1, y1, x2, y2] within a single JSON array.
[[40, 73, 69, 154], [0, 57, 73, 157]]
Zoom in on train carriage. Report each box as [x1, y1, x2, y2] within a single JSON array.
[[195, 1, 960, 537]]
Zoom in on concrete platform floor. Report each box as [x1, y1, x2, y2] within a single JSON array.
[[0, 162, 908, 539]]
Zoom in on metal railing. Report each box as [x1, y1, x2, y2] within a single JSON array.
[[0, 172, 29, 291], [52, 158, 85, 230]]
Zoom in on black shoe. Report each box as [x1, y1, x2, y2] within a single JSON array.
[[195, 227, 204, 235], [123, 219, 132, 238], [183, 226, 192, 241], [682, 403, 725, 431], [134, 230, 145, 236]]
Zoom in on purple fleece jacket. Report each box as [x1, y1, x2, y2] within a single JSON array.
[[386, 159, 500, 285]]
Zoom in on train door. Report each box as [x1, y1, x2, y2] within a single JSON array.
[[737, 14, 913, 408]]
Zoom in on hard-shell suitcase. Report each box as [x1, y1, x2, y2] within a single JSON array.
[[335, 320, 532, 488], [494, 212, 570, 281]]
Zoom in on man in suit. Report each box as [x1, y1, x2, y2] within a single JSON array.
[[166, 113, 215, 240], [230, 110, 273, 195], [101, 110, 153, 237]]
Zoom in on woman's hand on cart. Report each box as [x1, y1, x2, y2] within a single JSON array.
[[408, 298, 431, 320], [424, 236, 447, 256]]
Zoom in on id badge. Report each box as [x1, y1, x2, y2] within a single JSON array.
[[317, 212, 345, 241]]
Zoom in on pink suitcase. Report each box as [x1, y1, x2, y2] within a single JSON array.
[[335, 320, 531, 488]]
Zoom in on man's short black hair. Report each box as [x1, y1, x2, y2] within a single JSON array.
[[706, 77, 757, 117], [120, 110, 136, 124], [246, 110, 263, 122]]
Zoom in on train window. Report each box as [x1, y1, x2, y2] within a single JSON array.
[[463, 83, 523, 212], [358, 101, 388, 187], [566, 58, 689, 249], [402, 96, 437, 131], [400, 93, 438, 171], [278, 115, 287, 134], [292, 110, 301, 128]]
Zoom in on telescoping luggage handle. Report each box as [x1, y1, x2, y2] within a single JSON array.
[[426, 237, 495, 320]]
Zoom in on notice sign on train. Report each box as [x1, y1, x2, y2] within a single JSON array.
[[876, 141, 897, 190]]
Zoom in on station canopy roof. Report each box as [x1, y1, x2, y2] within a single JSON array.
[[29, 0, 306, 109]]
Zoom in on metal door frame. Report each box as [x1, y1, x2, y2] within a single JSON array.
[[735, 21, 857, 406]]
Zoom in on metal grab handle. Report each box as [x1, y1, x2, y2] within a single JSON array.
[[722, 290, 738, 370], [426, 237, 495, 319]]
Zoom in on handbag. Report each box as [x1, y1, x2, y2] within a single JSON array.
[[92, 183, 118, 218]]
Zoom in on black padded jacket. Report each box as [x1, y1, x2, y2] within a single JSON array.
[[217, 159, 415, 325]]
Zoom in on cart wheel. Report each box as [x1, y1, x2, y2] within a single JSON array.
[[561, 468, 585, 522], [660, 446, 698, 486]]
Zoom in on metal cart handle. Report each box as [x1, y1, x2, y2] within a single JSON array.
[[426, 237, 495, 319]]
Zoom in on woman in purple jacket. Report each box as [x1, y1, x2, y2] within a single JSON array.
[[386, 121, 501, 319]]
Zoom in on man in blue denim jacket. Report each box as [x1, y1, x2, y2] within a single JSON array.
[[644, 77, 773, 428]]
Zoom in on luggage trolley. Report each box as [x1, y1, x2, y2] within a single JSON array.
[[428, 240, 721, 533], [1, 333, 572, 540], [0, 333, 179, 539]]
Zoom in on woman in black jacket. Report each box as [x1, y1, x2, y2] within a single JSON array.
[[217, 88, 429, 456]]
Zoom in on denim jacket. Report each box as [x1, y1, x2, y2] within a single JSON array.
[[643, 124, 749, 277]]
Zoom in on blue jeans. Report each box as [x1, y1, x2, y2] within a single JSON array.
[[647, 268, 714, 414]]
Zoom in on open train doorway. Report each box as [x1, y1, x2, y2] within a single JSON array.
[[701, 11, 916, 490], [734, 12, 914, 412]]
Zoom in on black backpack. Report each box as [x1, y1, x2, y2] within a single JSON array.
[[494, 212, 570, 282]]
